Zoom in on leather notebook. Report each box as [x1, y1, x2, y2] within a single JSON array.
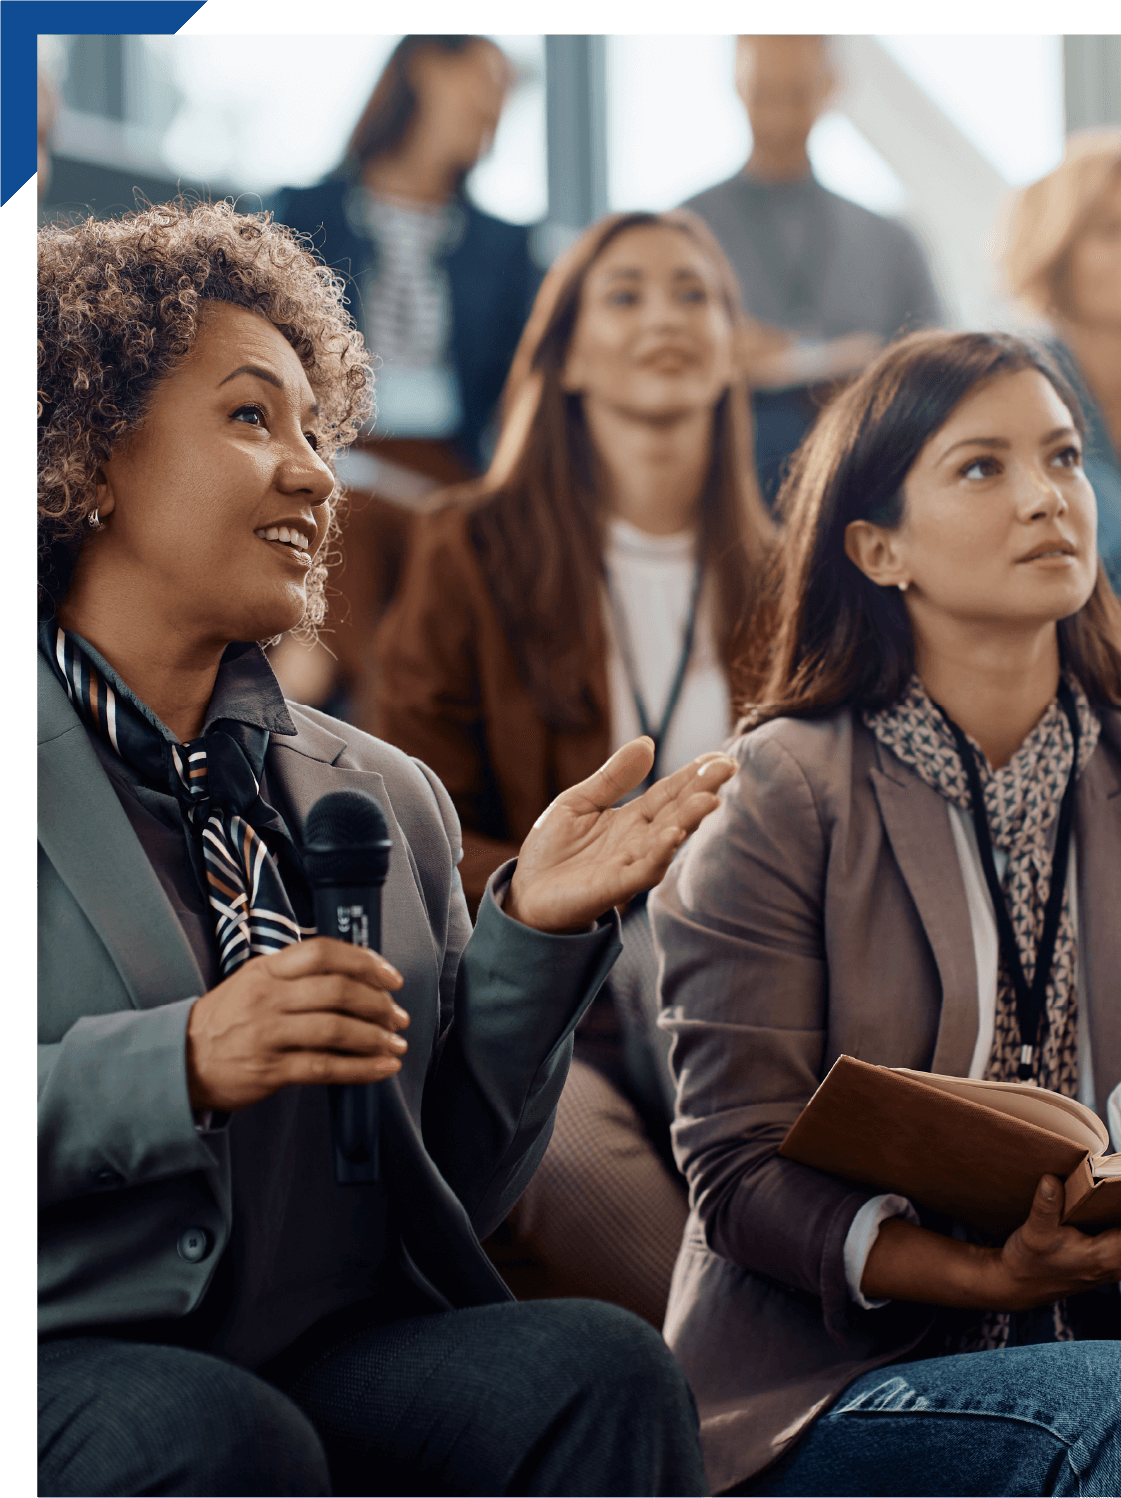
[[777, 1055, 1121, 1237]]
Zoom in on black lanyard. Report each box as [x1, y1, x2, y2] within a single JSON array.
[[606, 558, 704, 790], [935, 681, 1080, 1081]]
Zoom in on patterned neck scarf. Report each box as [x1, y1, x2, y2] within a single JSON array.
[[865, 672, 1099, 1096], [42, 618, 313, 976], [864, 673, 1101, 1351]]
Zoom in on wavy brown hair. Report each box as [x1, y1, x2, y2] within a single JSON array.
[[37, 198, 372, 623], [448, 209, 774, 730], [744, 329, 1121, 729]]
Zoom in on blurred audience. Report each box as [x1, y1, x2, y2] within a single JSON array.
[[1003, 128, 1121, 590], [270, 36, 540, 728], [684, 34, 944, 505], [375, 209, 775, 1325]]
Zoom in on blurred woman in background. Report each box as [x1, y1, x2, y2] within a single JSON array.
[[271, 35, 540, 728], [1003, 128, 1121, 590], [376, 209, 775, 1326]]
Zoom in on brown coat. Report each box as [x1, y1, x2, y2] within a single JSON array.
[[374, 503, 612, 908], [650, 706, 1121, 1494], [375, 502, 757, 910]]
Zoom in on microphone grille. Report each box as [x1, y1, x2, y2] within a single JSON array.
[[303, 789, 391, 887]]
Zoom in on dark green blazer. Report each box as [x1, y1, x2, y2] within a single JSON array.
[[38, 652, 620, 1336]]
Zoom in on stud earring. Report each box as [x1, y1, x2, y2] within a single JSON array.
[[87, 508, 106, 531], [897, 580, 908, 592]]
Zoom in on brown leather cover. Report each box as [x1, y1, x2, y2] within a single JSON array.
[[777, 1055, 1120, 1236]]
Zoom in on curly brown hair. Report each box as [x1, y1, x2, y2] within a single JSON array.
[[37, 198, 373, 626]]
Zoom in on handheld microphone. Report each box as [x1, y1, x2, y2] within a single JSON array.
[[303, 789, 393, 1185]]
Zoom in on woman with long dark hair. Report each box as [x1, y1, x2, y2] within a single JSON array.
[[269, 35, 538, 727], [653, 329, 1121, 1495], [376, 209, 775, 1325]]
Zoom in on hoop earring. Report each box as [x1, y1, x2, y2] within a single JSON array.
[[87, 508, 106, 532]]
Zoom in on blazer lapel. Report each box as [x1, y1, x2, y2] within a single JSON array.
[[267, 710, 510, 1303], [266, 714, 441, 1109], [868, 760, 980, 1076], [38, 658, 205, 1010]]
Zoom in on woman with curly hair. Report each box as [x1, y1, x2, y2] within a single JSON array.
[[37, 198, 726, 1498]]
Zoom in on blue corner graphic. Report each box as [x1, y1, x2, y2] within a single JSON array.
[[2, 1, 206, 205]]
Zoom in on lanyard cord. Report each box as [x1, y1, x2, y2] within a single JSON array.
[[606, 557, 704, 789], [935, 680, 1080, 1081]]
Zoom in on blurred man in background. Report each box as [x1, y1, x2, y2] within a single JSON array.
[[684, 35, 944, 504]]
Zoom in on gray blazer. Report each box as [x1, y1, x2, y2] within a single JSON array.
[[38, 652, 620, 1336], [650, 706, 1121, 1494]]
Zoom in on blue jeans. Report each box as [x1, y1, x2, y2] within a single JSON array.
[[749, 1342, 1121, 1497]]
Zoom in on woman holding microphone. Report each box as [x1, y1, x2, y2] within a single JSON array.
[[36, 199, 726, 1497]]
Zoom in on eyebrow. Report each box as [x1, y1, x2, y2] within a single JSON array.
[[602, 265, 707, 279], [936, 425, 1076, 462], [218, 363, 319, 417]]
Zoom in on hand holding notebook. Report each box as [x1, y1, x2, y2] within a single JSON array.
[[778, 1055, 1121, 1238]]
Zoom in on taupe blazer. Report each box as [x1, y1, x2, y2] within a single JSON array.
[[650, 706, 1121, 1494], [38, 653, 620, 1336]]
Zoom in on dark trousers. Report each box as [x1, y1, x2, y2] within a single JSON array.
[[38, 1297, 708, 1496]]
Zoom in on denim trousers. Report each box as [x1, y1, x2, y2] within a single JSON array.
[[748, 1341, 1121, 1497], [38, 1296, 707, 1497]]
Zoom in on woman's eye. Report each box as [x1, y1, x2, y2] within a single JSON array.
[[607, 290, 639, 306], [680, 287, 707, 304], [961, 456, 1000, 480], [304, 431, 319, 453], [1052, 444, 1082, 468], [232, 404, 267, 428]]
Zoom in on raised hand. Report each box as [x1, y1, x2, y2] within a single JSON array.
[[504, 736, 737, 934]]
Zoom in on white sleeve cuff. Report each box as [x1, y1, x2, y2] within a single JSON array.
[[843, 1193, 920, 1309]]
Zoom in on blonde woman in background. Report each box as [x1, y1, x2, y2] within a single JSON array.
[[1003, 129, 1121, 588]]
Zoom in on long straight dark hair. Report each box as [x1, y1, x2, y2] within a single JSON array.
[[744, 329, 1121, 728], [451, 210, 774, 730], [341, 35, 490, 172]]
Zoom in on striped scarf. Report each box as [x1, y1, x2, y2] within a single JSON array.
[[43, 619, 312, 976], [864, 672, 1100, 1349]]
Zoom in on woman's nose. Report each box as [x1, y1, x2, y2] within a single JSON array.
[[644, 289, 688, 327], [281, 442, 335, 506], [1022, 463, 1068, 520]]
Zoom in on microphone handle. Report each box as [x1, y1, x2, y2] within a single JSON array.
[[313, 884, 383, 1185]]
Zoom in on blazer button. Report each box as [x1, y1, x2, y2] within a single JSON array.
[[176, 1227, 212, 1263], [91, 1166, 125, 1188]]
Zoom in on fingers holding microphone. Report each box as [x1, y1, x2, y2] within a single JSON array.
[[185, 937, 410, 1113]]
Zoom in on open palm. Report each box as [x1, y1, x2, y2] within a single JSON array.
[[504, 737, 737, 933]]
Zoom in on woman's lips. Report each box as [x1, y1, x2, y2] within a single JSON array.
[[639, 345, 699, 372], [254, 526, 312, 568]]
